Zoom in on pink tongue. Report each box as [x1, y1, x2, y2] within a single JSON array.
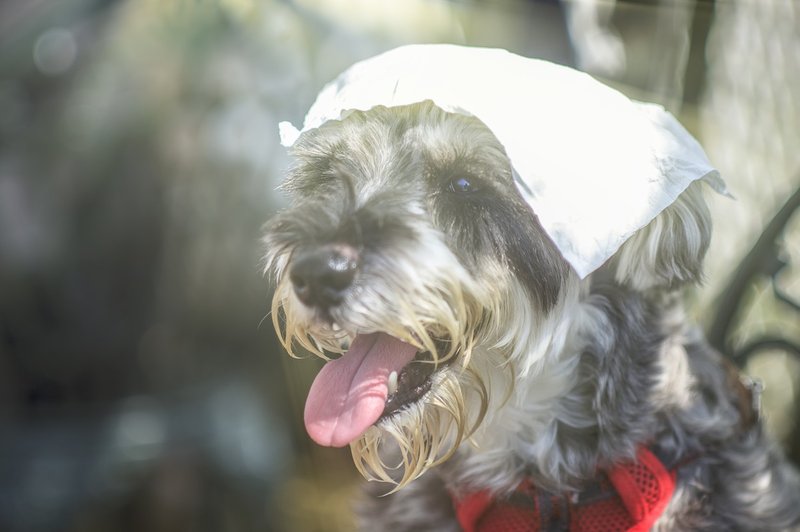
[[304, 332, 418, 447]]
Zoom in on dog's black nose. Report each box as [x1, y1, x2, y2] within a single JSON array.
[[290, 244, 359, 309]]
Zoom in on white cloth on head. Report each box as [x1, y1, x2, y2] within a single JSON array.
[[279, 44, 727, 279]]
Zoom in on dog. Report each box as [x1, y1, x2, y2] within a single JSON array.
[[264, 46, 800, 531]]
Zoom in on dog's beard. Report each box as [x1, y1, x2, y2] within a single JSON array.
[[266, 229, 523, 489], [352, 364, 488, 491]]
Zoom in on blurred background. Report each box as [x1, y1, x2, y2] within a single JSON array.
[[0, 0, 798, 530]]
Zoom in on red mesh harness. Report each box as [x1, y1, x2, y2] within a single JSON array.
[[452, 446, 678, 532]]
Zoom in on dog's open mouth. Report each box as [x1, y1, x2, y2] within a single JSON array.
[[381, 339, 452, 420], [303, 332, 453, 448]]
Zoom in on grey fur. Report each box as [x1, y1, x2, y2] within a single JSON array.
[[264, 102, 800, 531]]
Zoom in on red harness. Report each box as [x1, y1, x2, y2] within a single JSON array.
[[452, 447, 676, 532]]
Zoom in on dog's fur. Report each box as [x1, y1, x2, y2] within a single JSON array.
[[264, 101, 800, 530]]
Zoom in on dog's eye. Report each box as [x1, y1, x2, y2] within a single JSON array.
[[448, 177, 479, 194]]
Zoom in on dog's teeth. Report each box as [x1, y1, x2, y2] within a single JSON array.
[[388, 371, 398, 395]]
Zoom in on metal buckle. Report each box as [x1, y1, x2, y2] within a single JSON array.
[[741, 375, 764, 423]]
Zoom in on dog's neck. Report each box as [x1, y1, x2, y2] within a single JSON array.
[[443, 279, 692, 496]]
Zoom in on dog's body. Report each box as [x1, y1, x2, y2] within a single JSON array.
[[265, 101, 800, 530]]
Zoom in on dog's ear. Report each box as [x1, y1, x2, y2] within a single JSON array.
[[609, 181, 712, 291]]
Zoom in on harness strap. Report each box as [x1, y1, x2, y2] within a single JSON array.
[[452, 447, 676, 532]]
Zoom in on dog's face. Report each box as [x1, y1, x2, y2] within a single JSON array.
[[264, 101, 711, 487], [265, 101, 572, 484]]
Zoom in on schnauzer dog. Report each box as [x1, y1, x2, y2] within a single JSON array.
[[264, 50, 800, 531]]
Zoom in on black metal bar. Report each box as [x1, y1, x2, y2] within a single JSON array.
[[707, 182, 800, 356], [734, 337, 800, 366], [773, 282, 800, 314]]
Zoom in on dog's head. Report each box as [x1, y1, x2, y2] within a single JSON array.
[[264, 99, 713, 487]]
